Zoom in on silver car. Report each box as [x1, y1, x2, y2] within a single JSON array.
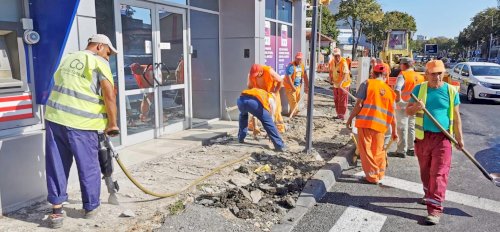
[[450, 62, 500, 103]]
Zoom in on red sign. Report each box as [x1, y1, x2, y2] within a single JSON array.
[[0, 93, 34, 122]]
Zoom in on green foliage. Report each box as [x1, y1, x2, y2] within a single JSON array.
[[306, 2, 339, 40], [336, 0, 383, 58], [457, 8, 499, 55], [364, 11, 417, 56]]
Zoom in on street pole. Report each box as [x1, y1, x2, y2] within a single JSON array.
[[305, 0, 319, 154], [317, 5, 322, 67], [488, 16, 494, 61]]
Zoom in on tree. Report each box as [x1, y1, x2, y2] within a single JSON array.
[[456, 7, 500, 58], [306, 2, 339, 41], [336, 0, 383, 59], [364, 11, 417, 57]]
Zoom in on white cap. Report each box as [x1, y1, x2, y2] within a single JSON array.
[[88, 34, 118, 55]]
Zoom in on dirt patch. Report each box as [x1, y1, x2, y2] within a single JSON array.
[[0, 79, 351, 232]]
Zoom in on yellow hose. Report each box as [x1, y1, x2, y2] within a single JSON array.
[[115, 153, 252, 198]]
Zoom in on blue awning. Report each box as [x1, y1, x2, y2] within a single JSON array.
[[30, 0, 80, 104]]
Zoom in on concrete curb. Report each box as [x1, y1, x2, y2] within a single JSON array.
[[272, 144, 356, 232]]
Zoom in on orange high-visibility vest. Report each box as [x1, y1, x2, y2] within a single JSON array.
[[400, 70, 418, 102], [416, 74, 425, 84], [241, 88, 273, 112], [330, 57, 351, 87], [346, 57, 352, 70], [249, 65, 275, 93], [284, 62, 305, 90], [355, 79, 396, 133]]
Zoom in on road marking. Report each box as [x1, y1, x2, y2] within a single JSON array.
[[355, 172, 500, 214], [329, 206, 387, 232]]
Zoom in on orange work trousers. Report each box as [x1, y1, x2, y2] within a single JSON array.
[[357, 127, 387, 183]]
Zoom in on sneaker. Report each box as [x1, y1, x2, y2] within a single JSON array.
[[418, 198, 427, 205], [84, 208, 99, 219], [275, 146, 288, 152], [425, 214, 440, 225], [407, 150, 415, 156], [49, 211, 65, 229]]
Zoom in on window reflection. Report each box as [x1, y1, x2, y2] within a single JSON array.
[[121, 5, 154, 90], [162, 89, 184, 125]]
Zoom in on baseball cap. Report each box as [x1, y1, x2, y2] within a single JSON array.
[[426, 60, 446, 73], [373, 64, 387, 73], [88, 34, 118, 55], [295, 52, 303, 59], [399, 57, 413, 65], [333, 48, 341, 56], [249, 64, 263, 78]]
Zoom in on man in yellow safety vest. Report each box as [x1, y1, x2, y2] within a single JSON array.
[[44, 34, 119, 228]]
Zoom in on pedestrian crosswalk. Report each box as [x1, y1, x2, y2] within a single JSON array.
[[325, 173, 500, 232], [329, 207, 387, 232], [354, 172, 500, 214]]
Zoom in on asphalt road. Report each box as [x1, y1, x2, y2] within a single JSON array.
[[293, 95, 500, 232]]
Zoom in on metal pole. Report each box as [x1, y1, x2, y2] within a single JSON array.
[[305, 0, 319, 154], [317, 5, 322, 67], [488, 16, 493, 61]]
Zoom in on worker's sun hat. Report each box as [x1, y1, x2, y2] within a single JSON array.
[[295, 52, 303, 59], [249, 64, 264, 78], [88, 34, 118, 55], [333, 48, 341, 56], [426, 60, 446, 73], [373, 64, 388, 73], [399, 57, 413, 65]]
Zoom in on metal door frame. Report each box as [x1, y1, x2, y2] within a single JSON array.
[[114, 0, 189, 146]]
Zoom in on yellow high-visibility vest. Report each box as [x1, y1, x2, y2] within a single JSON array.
[[415, 82, 456, 140], [45, 51, 114, 130]]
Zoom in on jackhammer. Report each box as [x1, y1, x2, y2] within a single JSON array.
[[98, 132, 120, 205]]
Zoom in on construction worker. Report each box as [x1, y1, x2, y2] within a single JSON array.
[[406, 60, 464, 225], [284, 52, 309, 117], [346, 56, 352, 71], [346, 64, 398, 184], [376, 58, 391, 80], [44, 34, 119, 228], [237, 90, 286, 151], [247, 64, 285, 133], [391, 57, 422, 158], [329, 48, 351, 120]]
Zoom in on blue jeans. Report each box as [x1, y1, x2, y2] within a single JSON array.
[[237, 95, 284, 150], [45, 120, 101, 211]]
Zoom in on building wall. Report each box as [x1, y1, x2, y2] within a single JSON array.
[[220, 0, 262, 120]]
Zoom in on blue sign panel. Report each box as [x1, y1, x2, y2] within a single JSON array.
[[30, 0, 80, 104]]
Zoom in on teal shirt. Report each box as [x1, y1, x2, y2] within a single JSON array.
[[410, 83, 460, 132], [286, 63, 304, 87]]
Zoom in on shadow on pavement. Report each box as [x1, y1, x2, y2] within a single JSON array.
[[317, 175, 472, 225]]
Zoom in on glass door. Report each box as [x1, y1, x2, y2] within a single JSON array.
[[155, 6, 188, 135], [115, 1, 188, 145]]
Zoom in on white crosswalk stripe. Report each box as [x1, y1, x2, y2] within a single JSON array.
[[355, 171, 500, 214], [329, 206, 387, 232]]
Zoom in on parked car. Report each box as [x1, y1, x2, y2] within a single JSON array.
[[450, 62, 500, 103]]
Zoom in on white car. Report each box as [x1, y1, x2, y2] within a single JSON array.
[[450, 62, 500, 103]]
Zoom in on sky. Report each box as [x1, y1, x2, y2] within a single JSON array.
[[377, 0, 497, 39]]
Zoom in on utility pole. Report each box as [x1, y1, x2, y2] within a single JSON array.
[[305, 0, 319, 154], [488, 15, 494, 61], [316, 6, 322, 67]]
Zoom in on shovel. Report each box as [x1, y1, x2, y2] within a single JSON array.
[[410, 93, 500, 187]]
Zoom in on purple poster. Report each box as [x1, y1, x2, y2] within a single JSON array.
[[277, 24, 292, 76], [264, 21, 276, 69]]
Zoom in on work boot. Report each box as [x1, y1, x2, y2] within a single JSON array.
[[425, 214, 441, 225], [48, 208, 65, 229], [84, 207, 100, 219], [400, 152, 406, 158], [275, 146, 288, 152], [407, 150, 415, 156]]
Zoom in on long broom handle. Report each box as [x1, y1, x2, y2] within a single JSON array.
[[410, 93, 493, 181]]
